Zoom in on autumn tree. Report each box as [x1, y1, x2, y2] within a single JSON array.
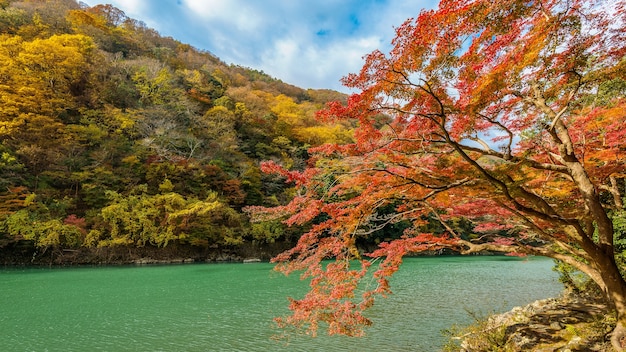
[[89, 185, 237, 248], [248, 0, 626, 349], [0, 33, 95, 180]]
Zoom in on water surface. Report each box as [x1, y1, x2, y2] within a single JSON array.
[[0, 256, 562, 351]]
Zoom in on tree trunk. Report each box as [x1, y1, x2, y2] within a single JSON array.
[[592, 250, 626, 351], [610, 176, 624, 210], [612, 320, 626, 351]]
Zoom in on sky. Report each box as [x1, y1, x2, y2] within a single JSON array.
[[79, 0, 437, 92]]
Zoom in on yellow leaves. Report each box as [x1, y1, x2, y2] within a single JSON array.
[[0, 33, 22, 55], [67, 9, 109, 32], [268, 94, 354, 146], [121, 155, 140, 165], [433, 191, 451, 205], [168, 192, 221, 220], [0, 33, 95, 130], [16, 12, 49, 39], [270, 94, 305, 126], [65, 123, 107, 144], [0, 119, 22, 136], [3, 209, 84, 249], [97, 188, 230, 248], [108, 107, 136, 132], [205, 105, 230, 116], [270, 94, 317, 124], [518, 32, 546, 68], [271, 94, 300, 113], [0, 151, 17, 169], [525, 168, 575, 195], [132, 66, 176, 105], [28, 219, 84, 249], [296, 124, 354, 145], [158, 178, 175, 193], [201, 105, 238, 153], [18, 34, 94, 85], [179, 68, 203, 87]]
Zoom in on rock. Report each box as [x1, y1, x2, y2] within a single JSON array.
[[459, 292, 611, 351], [135, 258, 154, 264], [549, 321, 564, 330]]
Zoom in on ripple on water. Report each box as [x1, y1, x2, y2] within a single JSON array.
[[0, 257, 562, 351]]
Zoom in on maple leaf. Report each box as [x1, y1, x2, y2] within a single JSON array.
[[249, 0, 626, 347]]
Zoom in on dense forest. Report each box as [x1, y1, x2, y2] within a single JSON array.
[[0, 0, 354, 263]]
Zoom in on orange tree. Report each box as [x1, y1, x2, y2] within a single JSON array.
[[246, 0, 626, 348]]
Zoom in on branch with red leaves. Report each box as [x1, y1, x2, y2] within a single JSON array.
[[247, 0, 626, 345]]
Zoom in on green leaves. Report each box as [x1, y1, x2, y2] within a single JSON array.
[[3, 205, 84, 249], [96, 188, 223, 247]]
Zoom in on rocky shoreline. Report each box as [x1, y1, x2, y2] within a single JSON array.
[[458, 292, 613, 351]]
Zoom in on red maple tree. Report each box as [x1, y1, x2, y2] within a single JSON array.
[[247, 0, 626, 348]]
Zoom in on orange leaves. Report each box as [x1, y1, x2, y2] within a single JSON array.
[[275, 265, 373, 337], [250, 0, 626, 339], [273, 240, 375, 337], [245, 196, 322, 227], [285, 198, 324, 227], [67, 9, 109, 32], [577, 103, 626, 149]]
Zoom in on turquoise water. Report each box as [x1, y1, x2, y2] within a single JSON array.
[[0, 256, 562, 351]]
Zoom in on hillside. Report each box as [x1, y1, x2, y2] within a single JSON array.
[[0, 0, 352, 263]]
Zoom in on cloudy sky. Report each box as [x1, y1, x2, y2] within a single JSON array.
[[80, 0, 437, 92]]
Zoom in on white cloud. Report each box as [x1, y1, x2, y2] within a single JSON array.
[[183, 0, 265, 33], [112, 0, 146, 15], [79, 0, 438, 92], [259, 35, 382, 90]]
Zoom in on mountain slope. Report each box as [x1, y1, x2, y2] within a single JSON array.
[[0, 0, 351, 262]]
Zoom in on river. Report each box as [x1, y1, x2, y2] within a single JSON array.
[[0, 256, 562, 351]]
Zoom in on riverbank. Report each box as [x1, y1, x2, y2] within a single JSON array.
[[453, 291, 614, 351], [0, 240, 295, 266], [0, 241, 488, 266]]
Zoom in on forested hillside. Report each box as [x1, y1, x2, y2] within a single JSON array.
[[0, 0, 352, 263]]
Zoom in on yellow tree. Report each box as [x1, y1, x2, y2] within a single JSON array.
[[0, 33, 95, 177]]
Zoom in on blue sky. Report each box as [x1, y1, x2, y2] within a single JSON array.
[[80, 0, 436, 92]]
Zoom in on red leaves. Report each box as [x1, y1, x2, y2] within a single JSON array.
[[249, 0, 626, 339], [368, 234, 455, 259], [473, 222, 513, 233], [365, 234, 457, 296], [274, 257, 374, 337], [259, 160, 317, 187], [285, 198, 324, 227], [317, 93, 374, 123], [492, 236, 516, 246], [63, 214, 87, 235], [447, 199, 512, 219], [272, 234, 459, 337]]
